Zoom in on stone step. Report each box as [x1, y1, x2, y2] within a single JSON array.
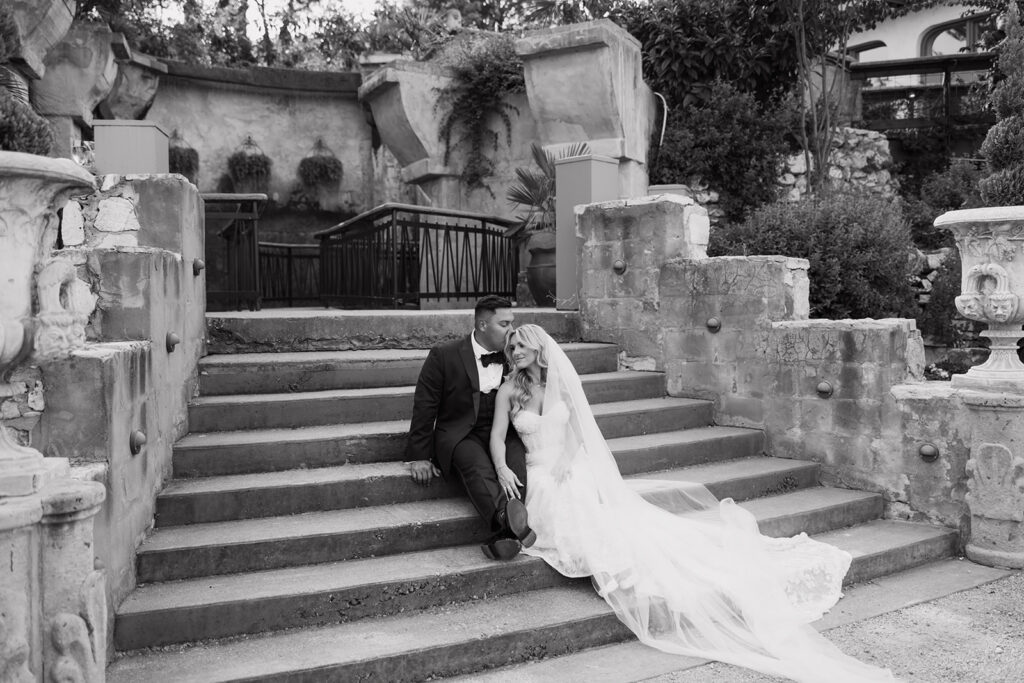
[[108, 520, 955, 679], [198, 343, 620, 395], [205, 308, 583, 354], [155, 426, 765, 526], [173, 397, 715, 477], [139, 456, 815, 582], [188, 371, 667, 432], [119, 478, 886, 651]]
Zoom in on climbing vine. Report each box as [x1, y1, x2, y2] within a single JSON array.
[[435, 33, 525, 190]]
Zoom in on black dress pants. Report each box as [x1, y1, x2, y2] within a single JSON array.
[[450, 392, 527, 533]]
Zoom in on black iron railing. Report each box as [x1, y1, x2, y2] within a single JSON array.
[[202, 193, 266, 311], [850, 52, 995, 132], [259, 242, 319, 306], [315, 203, 518, 309]]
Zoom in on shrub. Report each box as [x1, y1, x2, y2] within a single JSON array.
[[980, 3, 1024, 205], [650, 82, 797, 223], [902, 159, 983, 250], [169, 146, 199, 182], [298, 155, 343, 187], [710, 191, 918, 319], [0, 88, 55, 156], [227, 150, 271, 182]]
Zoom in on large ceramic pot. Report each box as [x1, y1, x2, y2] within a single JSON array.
[[526, 230, 556, 308], [0, 151, 94, 496]]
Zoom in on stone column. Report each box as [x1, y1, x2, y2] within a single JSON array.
[[934, 206, 1024, 567], [962, 392, 1024, 569], [554, 155, 618, 310], [0, 496, 44, 680], [39, 480, 107, 682]]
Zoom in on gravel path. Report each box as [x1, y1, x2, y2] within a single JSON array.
[[646, 572, 1024, 682]]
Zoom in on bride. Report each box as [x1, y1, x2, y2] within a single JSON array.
[[488, 324, 897, 683]]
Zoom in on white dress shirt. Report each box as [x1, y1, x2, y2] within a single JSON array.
[[471, 333, 504, 393]]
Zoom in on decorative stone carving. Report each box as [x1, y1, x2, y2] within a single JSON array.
[[99, 53, 167, 120], [31, 22, 118, 126], [34, 259, 97, 361], [0, 152, 95, 496], [0, 589, 35, 683], [935, 207, 1024, 391], [962, 391, 1024, 569], [7, 0, 77, 80]]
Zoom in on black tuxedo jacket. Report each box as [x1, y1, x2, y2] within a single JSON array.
[[405, 334, 521, 476]]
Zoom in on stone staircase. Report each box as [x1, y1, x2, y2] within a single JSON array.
[[107, 311, 958, 682]]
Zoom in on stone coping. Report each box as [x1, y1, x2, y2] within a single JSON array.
[[934, 205, 1024, 226], [163, 60, 361, 94]]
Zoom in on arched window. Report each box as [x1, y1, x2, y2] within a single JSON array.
[[921, 12, 998, 56]]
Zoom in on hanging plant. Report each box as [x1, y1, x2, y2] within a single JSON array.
[[168, 129, 199, 184], [435, 33, 525, 190], [298, 139, 343, 187], [227, 135, 271, 192]]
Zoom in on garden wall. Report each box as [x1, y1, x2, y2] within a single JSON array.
[[578, 195, 972, 539], [144, 62, 376, 218]]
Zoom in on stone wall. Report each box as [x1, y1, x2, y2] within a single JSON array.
[[145, 63, 372, 217], [36, 175, 203, 653], [578, 195, 972, 537]]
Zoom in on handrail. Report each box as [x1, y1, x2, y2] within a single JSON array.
[[314, 202, 516, 240], [850, 52, 994, 81]]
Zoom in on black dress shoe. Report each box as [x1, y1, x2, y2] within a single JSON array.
[[502, 499, 537, 548], [481, 537, 521, 561]]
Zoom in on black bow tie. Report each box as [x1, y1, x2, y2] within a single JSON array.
[[479, 351, 504, 367]]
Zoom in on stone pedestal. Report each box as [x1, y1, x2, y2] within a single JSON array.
[[554, 154, 618, 310], [962, 391, 1024, 569], [516, 21, 656, 199]]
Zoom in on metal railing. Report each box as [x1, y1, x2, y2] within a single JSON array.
[[259, 242, 319, 306], [315, 203, 518, 309], [850, 52, 995, 132], [202, 193, 266, 311]]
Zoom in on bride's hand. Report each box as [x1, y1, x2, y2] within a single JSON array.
[[496, 465, 523, 500]]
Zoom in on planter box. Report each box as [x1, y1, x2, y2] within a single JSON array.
[[94, 120, 169, 175]]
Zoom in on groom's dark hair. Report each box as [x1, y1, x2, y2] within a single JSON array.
[[474, 295, 512, 319]]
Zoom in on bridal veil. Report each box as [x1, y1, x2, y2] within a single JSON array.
[[523, 328, 897, 683]]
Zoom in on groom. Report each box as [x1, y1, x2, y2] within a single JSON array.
[[405, 295, 534, 560]]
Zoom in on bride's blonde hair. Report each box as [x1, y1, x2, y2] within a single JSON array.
[[505, 324, 548, 418]]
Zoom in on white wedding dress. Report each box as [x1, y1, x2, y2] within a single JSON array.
[[512, 331, 897, 683]]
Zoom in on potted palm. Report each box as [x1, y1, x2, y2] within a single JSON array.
[[506, 141, 588, 307]]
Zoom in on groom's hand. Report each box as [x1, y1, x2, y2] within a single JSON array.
[[409, 460, 441, 485]]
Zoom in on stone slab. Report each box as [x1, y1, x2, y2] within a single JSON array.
[[205, 308, 583, 354], [173, 398, 715, 477], [187, 370, 667, 432]]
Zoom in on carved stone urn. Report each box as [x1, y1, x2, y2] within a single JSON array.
[[0, 151, 95, 496], [935, 207, 1024, 391]]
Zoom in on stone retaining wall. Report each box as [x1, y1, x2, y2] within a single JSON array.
[[578, 195, 972, 538]]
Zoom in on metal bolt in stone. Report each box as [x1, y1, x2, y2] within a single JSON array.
[[919, 443, 940, 462], [706, 317, 722, 333], [612, 259, 627, 275], [166, 332, 181, 353], [129, 430, 147, 455], [193, 258, 206, 276], [816, 381, 833, 398]]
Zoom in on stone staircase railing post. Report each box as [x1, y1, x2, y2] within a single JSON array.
[[554, 154, 618, 310]]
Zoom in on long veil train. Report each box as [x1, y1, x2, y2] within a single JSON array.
[[520, 330, 896, 683]]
